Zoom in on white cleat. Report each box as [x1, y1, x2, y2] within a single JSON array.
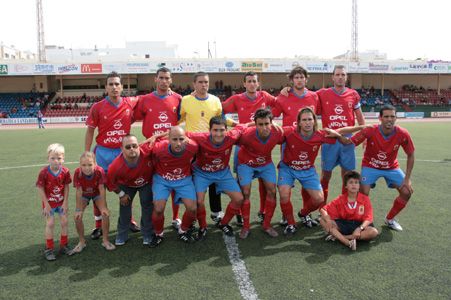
[[171, 218, 182, 230], [385, 218, 403, 231]]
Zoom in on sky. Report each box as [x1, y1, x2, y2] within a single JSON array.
[[1, 0, 450, 61]]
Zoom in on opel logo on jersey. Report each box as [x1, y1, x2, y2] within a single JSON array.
[[159, 112, 168, 122], [53, 187, 61, 194], [299, 152, 308, 160], [173, 168, 182, 175], [212, 158, 222, 165], [113, 119, 123, 129], [377, 151, 387, 161], [135, 177, 145, 186], [256, 157, 265, 163], [334, 105, 344, 115]]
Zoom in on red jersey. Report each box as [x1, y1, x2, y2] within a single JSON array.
[[73, 165, 106, 198], [152, 139, 198, 180], [106, 146, 153, 191], [317, 88, 361, 130], [237, 127, 284, 167], [36, 166, 72, 208], [273, 90, 319, 126], [86, 97, 138, 149], [323, 192, 373, 222], [134, 92, 181, 138], [351, 124, 415, 170], [282, 127, 336, 170], [222, 91, 276, 123], [187, 125, 245, 172]]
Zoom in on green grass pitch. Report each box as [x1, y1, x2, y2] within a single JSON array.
[[0, 122, 450, 299]]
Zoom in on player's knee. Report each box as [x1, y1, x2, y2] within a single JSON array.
[[46, 218, 55, 228], [60, 217, 68, 227]]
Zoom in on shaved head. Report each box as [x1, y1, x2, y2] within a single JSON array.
[[169, 126, 187, 153], [169, 126, 185, 137]]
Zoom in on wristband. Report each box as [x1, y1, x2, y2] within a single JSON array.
[[118, 190, 126, 198], [75, 208, 82, 212], [359, 225, 364, 231]]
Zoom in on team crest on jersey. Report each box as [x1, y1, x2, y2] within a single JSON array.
[[201, 111, 205, 117], [53, 187, 61, 194], [348, 102, 353, 109], [113, 119, 123, 129], [159, 112, 168, 122], [394, 144, 399, 151], [212, 158, 222, 165], [225, 149, 230, 155], [377, 151, 387, 161], [135, 177, 145, 186], [299, 152, 308, 160], [358, 205, 365, 215], [172, 107, 177, 113], [334, 105, 344, 115]]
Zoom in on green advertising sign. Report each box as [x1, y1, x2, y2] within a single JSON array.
[[0, 64, 8, 74]]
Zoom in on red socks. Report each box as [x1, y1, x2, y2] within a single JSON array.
[[263, 198, 277, 230], [46, 239, 54, 250], [220, 203, 241, 225], [60, 235, 68, 247], [241, 199, 251, 229], [171, 191, 180, 220], [197, 205, 208, 229], [258, 178, 267, 214], [181, 210, 196, 232], [386, 196, 408, 220], [93, 204, 102, 228], [280, 201, 296, 225], [152, 214, 165, 235]]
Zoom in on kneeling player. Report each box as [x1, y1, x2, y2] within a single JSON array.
[[151, 126, 199, 244], [236, 108, 284, 238], [320, 171, 379, 251], [70, 151, 115, 254]]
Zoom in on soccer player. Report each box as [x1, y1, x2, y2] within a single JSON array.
[[274, 66, 321, 227], [106, 134, 155, 246], [179, 72, 235, 224], [317, 65, 365, 204], [134, 67, 182, 229], [36, 143, 71, 261], [222, 71, 276, 223], [85, 71, 140, 239], [186, 116, 246, 239], [70, 151, 115, 255], [320, 171, 379, 251], [151, 126, 199, 244], [37, 109, 45, 129], [276, 108, 348, 235], [236, 109, 284, 239], [350, 105, 415, 231]]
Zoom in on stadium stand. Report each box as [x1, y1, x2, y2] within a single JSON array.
[[0, 93, 50, 118]]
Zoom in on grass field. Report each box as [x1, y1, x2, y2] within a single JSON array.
[[0, 122, 450, 300]]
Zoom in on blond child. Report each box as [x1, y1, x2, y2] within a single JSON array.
[[36, 143, 72, 261], [70, 151, 115, 254]]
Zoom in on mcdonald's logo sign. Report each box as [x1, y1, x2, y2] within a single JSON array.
[[81, 64, 102, 73]]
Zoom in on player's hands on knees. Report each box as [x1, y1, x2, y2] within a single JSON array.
[[119, 194, 131, 206], [42, 204, 51, 217], [400, 179, 413, 195], [74, 211, 83, 221], [352, 228, 362, 239], [62, 205, 69, 215], [101, 209, 110, 217]]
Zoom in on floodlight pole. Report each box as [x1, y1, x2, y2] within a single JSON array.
[[36, 0, 46, 62]]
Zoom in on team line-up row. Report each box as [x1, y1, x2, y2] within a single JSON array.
[[36, 66, 415, 261]]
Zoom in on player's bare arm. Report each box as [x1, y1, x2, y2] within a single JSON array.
[[84, 127, 95, 151]]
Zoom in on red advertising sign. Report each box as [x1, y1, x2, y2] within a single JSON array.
[[81, 64, 102, 73]]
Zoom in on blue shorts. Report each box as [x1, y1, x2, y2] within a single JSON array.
[[335, 219, 374, 235], [152, 174, 196, 204], [237, 163, 277, 186], [232, 145, 240, 173], [193, 167, 241, 194], [81, 195, 100, 203], [361, 167, 405, 189], [277, 162, 322, 190], [50, 206, 65, 216], [94, 145, 121, 173], [321, 139, 356, 172]]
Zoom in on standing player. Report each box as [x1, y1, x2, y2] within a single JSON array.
[[85, 71, 140, 239], [37, 109, 45, 129], [179, 72, 235, 224], [106, 134, 155, 246], [350, 105, 414, 231], [317, 65, 365, 204], [36, 143, 71, 261], [134, 67, 182, 229], [70, 151, 115, 255], [151, 126, 199, 244], [186, 117, 246, 239], [274, 66, 320, 226], [236, 109, 284, 239], [222, 71, 276, 223], [276, 108, 349, 235]]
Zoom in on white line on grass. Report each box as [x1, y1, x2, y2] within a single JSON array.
[[0, 161, 78, 171], [223, 235, 259, 300]]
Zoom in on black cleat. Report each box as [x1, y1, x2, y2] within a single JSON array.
[[178, 231, 195, 243], [283, 224, 297, 236], [298, 212, 318, 228], [196, 228, 208, 241], [91, 228, 102, 240], [235, 215, 244, 227], [219, 224, 234, 236], [257, 212, 265, 224], [149, 235, 164, 248], [44, 248, 56, 261]]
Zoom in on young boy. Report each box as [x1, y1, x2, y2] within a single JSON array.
[[320, 171, 378, 251], [36, 143, 72, 261]]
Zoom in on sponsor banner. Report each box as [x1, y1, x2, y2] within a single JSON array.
[[363, 112, 379, 119], [263, 61, 287, 72], [428, 63, 448, 72], [368, 63, 389, 72], [47, 116, 87, 123], [431, 111, 451, 118], [0, 118, 38, 125], [124, 62, 152, 73], [405, 112, 424, 118], [390, 64, 410, 73], [56, 64, 80, 74], [0, 116, 87, 125], [198, 61, 221, 73], [241, 61, 263, 72], [102, 63, 122, 73], [34, 64, 55, 74], [81, 63, 103, 73], [349, 62, 369, 73], [408, 63, 429, 72], [0, 64, 8, 75], [218, 61, 240, 72], [305, 62, 331, 73], [9, 64, 34, 75], [166, 61, 199, 73], [396, 112, 406, 118]]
